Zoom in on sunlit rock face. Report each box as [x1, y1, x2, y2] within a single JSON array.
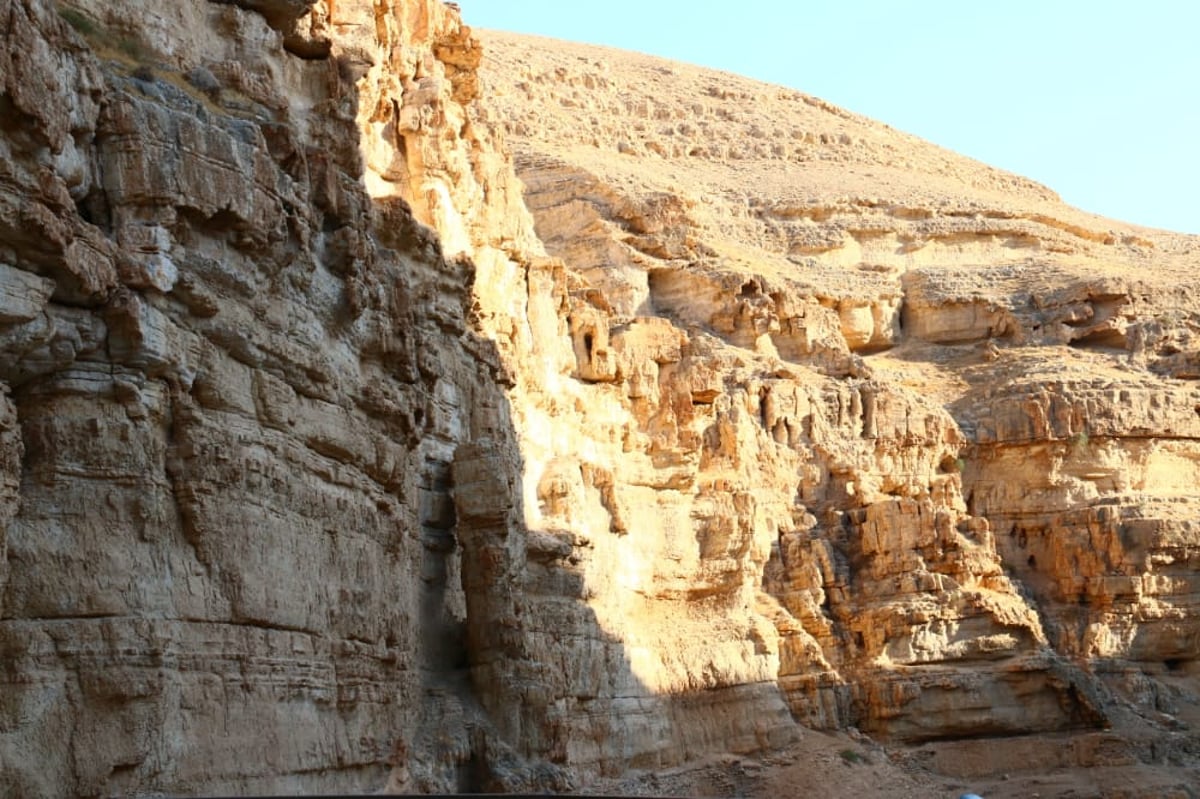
[[4, 1, 1200, 795], [472, 26, 1200, 751]]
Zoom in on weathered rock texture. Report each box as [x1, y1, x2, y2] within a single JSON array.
[[3, 1, 1200, 795], [472, 25, 1200, 767], [0, 0, 532, 794]]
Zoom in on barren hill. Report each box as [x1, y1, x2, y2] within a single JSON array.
[[471, 27, 1200, 796]]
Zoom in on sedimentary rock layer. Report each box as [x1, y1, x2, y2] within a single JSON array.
[[473, 25, 1200, 750], [3, 1, 1200, 795], [0, 0, 525, 794]]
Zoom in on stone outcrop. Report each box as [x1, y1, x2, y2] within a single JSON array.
[[3, 1, 1200, 796], [473, 25, 1200, 760], [0, 0, 528, 794]]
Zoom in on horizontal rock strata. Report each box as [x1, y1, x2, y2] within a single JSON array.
[[2, 2, 1200, 795], [474, 24, 1200, 754]]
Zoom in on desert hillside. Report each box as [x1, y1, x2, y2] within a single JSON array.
[[473, 27, 1200, 795], [1, 2, 1199, 797]]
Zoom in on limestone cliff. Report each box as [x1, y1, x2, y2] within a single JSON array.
[[2, 1, 1200, 796], [0, 0, 534, 794], [469, 26, 1200, 765]]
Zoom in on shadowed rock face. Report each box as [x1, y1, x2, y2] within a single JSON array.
[[0, 0, 525, 795], [3, 1, 1200, 796]]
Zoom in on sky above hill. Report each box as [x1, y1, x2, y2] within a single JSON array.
[[454, 0, 1199, 234]]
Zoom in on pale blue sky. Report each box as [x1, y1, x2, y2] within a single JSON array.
[[455, 1, 1198, 234]]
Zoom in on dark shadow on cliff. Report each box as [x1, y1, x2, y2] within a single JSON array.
[[0, 2, 559, 795], [372, 201, 800, 789]]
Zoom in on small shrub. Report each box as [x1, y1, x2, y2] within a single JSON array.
[[1071, 431, 1089, 449], [939, 454, 966, 474], [839, 748, 866, 765], [58, 6, 97, 37], [117, 35, 150, 63]]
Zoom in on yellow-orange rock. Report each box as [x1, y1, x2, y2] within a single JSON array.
[[4, 1, 1200, 795]]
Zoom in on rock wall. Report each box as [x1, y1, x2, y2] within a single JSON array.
[[3, 2, 1200, 796], [0, 0, 532, 794], [473, 26, 1200, 755]]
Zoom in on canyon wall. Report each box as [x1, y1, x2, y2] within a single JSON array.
[[2, 2, 1200, 796], [0, 0, 533, 794], [472, 26, 1200, 757]]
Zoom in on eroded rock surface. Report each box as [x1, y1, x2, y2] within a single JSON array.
[[0, 0, 528, 795], [3, 1, 1200, 796], [473, 25, 1200, 761]]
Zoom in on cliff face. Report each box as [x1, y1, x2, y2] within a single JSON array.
[[0, 0, 533, 794], [2, 2, 1200, 796], [471, 27, 1200, 761]]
